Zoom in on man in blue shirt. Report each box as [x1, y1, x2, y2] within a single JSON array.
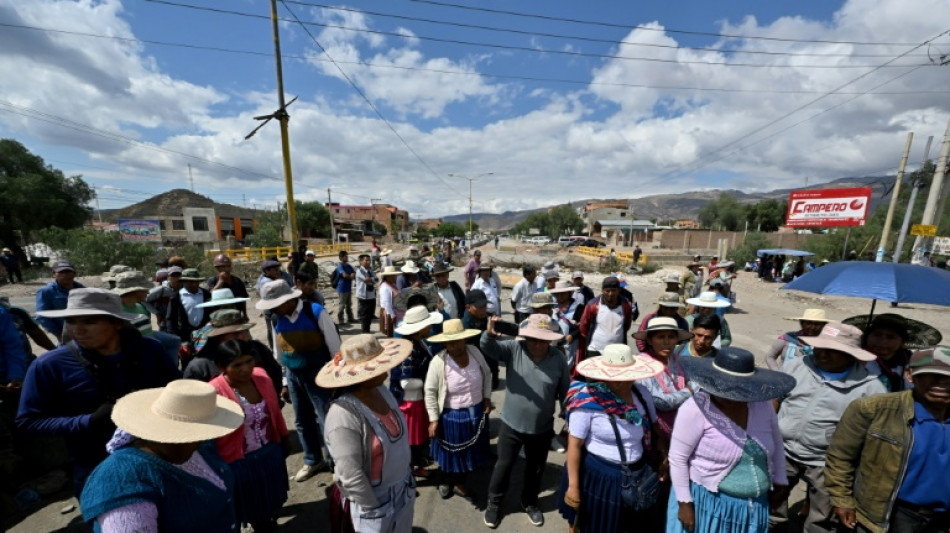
[[334, 251, 356, 325], [0, 247, 21, 283], [35, 260, 85, 343]]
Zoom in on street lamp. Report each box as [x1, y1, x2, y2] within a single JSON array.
[[449, 172, 494, 242]]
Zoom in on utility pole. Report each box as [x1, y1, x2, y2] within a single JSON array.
[[876, 132, 914, 262], [327, 188, 336, 243], [912, 119, 950, 261], [894, 136, 934, 263], [270, 0, 299, 248], [93, 187, 103, 223], [449, 172, 493, 240], [188, 164, 195, 192]]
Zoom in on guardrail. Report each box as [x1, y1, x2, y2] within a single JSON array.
[[207, 243, 353, 262], [575, 246, 647, 264]]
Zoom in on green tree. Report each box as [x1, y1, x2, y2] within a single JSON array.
[[295, 201, 331, 238], [246, 210, 284, 248], [372, 221, 388, 236], [434, 222, 466, 238], [36, 227, 156, 275], [744, 199, 788, 232], [730, 232, 772, 264], [513, 212, 553, 236], [548, 204, 584, 236], [0, 139, 94, 259]]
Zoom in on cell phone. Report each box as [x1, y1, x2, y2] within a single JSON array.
[[494, 320, 520, 337]]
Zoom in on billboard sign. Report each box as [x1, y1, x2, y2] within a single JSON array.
[[932, 237, 950, 255], [786, 187, 872, 228], [118, 219, 162, 242]]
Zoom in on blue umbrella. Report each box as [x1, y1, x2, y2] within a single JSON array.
[[782, 261, 950, 320]]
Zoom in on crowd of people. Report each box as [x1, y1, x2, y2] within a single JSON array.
[[0, 244, 947, 533]]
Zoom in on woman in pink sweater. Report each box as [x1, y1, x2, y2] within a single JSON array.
[[666, 348, 795, 533], [210, 339, 291, 532]]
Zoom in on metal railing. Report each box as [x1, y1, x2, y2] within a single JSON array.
[[207, 243, 353, 262], [575, 246, 647, 264]]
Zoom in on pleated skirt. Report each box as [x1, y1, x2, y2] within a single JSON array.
[[230, 441, 290, 526], [399, 400, 430, 446], [665, 481, 769, 533], [556, 452, 656, 533], [430, 403, 489, 473]]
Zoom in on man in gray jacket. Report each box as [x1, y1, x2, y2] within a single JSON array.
[[771, 322, 887, 532]]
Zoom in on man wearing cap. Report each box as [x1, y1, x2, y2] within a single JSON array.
[[663, 273, 687, 310], [17, 289, 180, 495], [206, 254, 249, 317], [482, 315, 570, 528], [825, 346, 950, 533], [682, 261, 703, 299], [297, 249, 321, 281], [463, 250, 481, 291], [471, 263, 501, 317], [577, 276, 637, 362], [258, 279, 341, 481], [0, 247, 21, 283], [146, 266, 182, 330], [334, 251, 357, 325], [354, 253, 377, 333], [163, 268, 211, 351], [765, 308, 830, 371], [771, 322, 887, 532], [511, 266, 538, 324], [462, 289, 499, 390], [432, 263, 465, 320], [634, 292, 690, 352], [570, 271, 595, 307], [256, 258, 293, 295], [35, 260, 86, 342]]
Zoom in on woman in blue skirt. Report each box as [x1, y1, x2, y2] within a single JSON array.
[[557, 343, 667, 533], [424, 319, 492, 500], [667, 348, 795, 533], [210, 339, 291, 532]]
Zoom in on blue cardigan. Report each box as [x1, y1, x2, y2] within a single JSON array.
[[81, 444, 236, 532]]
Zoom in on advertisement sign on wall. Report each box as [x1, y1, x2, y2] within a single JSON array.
[[785, 187, 872, 228], [118, 219, 162, 242]]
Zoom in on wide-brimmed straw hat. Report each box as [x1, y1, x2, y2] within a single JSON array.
[[785, 308, 831, 323], [400, 261, 420, 274], [197, 288, 250, 308], [517, 314, 564, 341], [680, 347, 796, 402], [111, 271, 152, 296], [548, 280, 578, 294], [427, 319, 481, 343], [255, 280, 302, 310], [656, 292, 685, 308], [36, 288, 140, 321], [111, 380, 244, 443], [632, 316, 692, 341], [529, 292, 556, 308], [842, 313, 942, 349], [380, 265, 401, 278], [207, 309, 254, 337], [686, 291, 731, 309], [316, 335, 413, 388], [576, 344, 665, 382], [394, 305, 444, 336], [394, 285, 440, 312], [801, 322, 876, 362]]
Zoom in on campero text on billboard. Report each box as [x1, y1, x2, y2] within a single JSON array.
[[785, 187, 872, 228]]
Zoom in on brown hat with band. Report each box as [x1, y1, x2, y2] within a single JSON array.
[[801, 322, 876, 362]]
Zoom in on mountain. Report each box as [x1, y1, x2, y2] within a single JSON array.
[[442, 175, 890, 230], [101, 189, 258, 222]]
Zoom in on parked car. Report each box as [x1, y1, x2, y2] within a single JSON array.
[[579, 239, 606, 248]]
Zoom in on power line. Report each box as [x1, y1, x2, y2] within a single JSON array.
[[286, 1, 932, 59], [5, 22, 948, 95], [141, 0, 933, 69], [406, 0, 925, 47], [277, 0, 462, 196]]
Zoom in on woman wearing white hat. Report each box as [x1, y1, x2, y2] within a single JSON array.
[[318, 335, 416, 533], [80, 379, 245, 531], [378, 266, 401, 337], [558, 344, 666, 532], [685, 291, 733, 348], [633, 317, 693, 445], [392, 305, 444, 478], [764, 308, 830, 371]]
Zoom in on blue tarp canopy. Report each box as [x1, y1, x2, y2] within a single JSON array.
[[757, 248, 815, 257]]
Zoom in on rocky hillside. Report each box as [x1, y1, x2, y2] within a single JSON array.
[[101, 189, 258, 221]]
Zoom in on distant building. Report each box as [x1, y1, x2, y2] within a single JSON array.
[[594, 219, 660, 245], [673, 219, 701, 229], [416, 218, 443, 230], [325, 203, 410, 241], [582, 200, 632, 235]]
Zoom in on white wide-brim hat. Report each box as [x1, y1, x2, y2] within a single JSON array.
[[394, 305, 444, 336], [111, 380, 244, 444], [317, 335, 413, 388], [401, 261, 420, 274], [685, 291, 731, 309], [576, 344, 665, 382], [198, 288, 250, 308], [785, 308, 831, 322]]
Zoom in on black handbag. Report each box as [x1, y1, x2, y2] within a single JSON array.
[[607, 415, 660, 512]]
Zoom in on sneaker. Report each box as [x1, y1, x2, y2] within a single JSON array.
[[550, 435, 566, 453], [523, 505, 544, 527], [483, 503, 501, 529], [293, 462, 323, 482], [438, 484, 453, 499]]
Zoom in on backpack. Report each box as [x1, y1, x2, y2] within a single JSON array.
[[330, 266, 341, 288]]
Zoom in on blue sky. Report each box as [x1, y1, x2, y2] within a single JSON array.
[[1, 0, 947, 217]]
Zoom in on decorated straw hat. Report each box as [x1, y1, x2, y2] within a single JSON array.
[[380, 265, 401, 278], [576, 344, 665, 382], [394, 305, 444, 336], [801, 322, 877, 362], [254, 280, 302, 310], [632, 316, 692, 341], [401, 260, 420, 274], [427, 319, 481, 343], [517, 314, 564, 342], [785, 308, 831, 322], [111, 380, 244, 444], [685, 291, 731, 309], [548, 280, 579, 294], [529, 292, 556, 308], [36, 288, 141, 321], [197, 288, 250, 308], [316, 335, 413, 388], [207, 309, 254, 338], [656, 292, 685, 308]]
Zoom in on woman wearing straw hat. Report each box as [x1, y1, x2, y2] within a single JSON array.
[[209, 339, 290, 532], [18, 288, 181, 495], [633, 317, 694, 445], [318, 334, 416, 533], [378, 266, 401, 337], [558, 344, 667, 533], [550, 281, 584, 369], [667, 349, 796, 533], [392, 305, 444, 478], [80, 379, 245, 532], [764, 308, 830, 371], [424, 319, 492, 501], [685, 291, 733, 348]]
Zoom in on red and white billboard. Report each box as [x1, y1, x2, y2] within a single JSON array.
[[786, 187, 872, 228]]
